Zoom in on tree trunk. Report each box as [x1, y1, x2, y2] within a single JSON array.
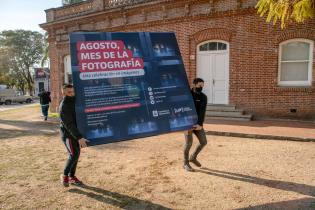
[[24, 65, 34, 96], [18, 81, 26, 95], [27, 81, 33, 96]]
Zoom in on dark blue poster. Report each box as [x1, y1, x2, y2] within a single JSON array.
[[69, 32, 197, 146]]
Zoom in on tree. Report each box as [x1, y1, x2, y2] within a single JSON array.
[[41, 32, 49, 68], [0, 49, 12, 87], [0, 47, 28, 93], [62, 0, 86, 6], [0, 72, 11, 87], [0, 30, 45, 95], [256, 0, 314, 28]]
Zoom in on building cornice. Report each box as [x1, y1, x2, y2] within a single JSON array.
[[40, 0, 256, 33]]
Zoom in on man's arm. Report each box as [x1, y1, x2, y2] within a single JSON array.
[[196, 94, 208, 127], [47, 92, 51, 103], [60, 103, 83, 141]]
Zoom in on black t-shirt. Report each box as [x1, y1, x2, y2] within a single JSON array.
[[191, 89, 208, 126], [39, 92, 51, 105]]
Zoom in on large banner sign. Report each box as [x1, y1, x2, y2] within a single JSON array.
[[70, 32, 197, 146]]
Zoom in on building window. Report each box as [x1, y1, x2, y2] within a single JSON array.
[[279, 39, 313, 86], [199, 41, 227, 52]]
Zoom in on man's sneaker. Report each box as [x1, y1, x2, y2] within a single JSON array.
[[44, 116, 47, 121], [60, 174, 69, 187], [69, 176, 83, 185], [183, 163, 194, 172], [189, 158, 202, 167]]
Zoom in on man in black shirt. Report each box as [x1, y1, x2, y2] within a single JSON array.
[[184, 78, 208, 172], [38, 90, 51, 121], [59, 84, 88, 187]]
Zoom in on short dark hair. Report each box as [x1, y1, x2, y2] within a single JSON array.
[[193, 78, 204, 84], [63, 84, 73, 89]]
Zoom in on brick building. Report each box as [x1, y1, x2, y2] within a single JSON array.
[[40, 0, 315, 119]]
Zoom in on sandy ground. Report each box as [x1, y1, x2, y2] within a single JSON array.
[[0, 106, 315, 210]]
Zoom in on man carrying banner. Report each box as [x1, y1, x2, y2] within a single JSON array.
[[183, 78, 208, 172], [59, 84, 89, 187]]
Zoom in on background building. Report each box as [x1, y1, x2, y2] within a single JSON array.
[[40, 0, 315, 119], [34, 68, 50, 96]]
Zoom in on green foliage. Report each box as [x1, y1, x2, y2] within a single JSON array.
[[49, 113, 60, 118], [0, 73, 11, 87], [256, 0, 314, 28], [0, 49, 14, 88], [0, 30, 45, 94]]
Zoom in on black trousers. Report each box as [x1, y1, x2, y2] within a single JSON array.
[[62, 137, 80, 177], [184, 129, 207, 164]]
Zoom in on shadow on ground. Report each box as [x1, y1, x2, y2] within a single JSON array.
[[197, 168, 315, 197], [68, 184, 172, 210], [0, 119, 58, 139]]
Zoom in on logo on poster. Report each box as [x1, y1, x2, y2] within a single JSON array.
[[152, 110, 158, 117], [174, 108, 183, 114]]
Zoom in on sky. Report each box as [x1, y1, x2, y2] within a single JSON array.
[[0, 0, 62, 33]]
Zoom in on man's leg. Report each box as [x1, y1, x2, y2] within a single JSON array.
[[61, 138, 80, 187], [45, 105, 49, 120], [68, 140, 82, 185], [40, 105, 45, 117], [190, 129, 207, 167], [43, 105, 49, 120], [183, 131, 194, 172]]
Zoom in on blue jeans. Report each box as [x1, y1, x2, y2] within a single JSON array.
[[41, 104, 49, 117]]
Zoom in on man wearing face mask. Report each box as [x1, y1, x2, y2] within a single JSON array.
[[183, 78, 208, 172], [59, 84, 89, 187]]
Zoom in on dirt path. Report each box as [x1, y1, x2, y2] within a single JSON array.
[[0, 101, 39, 112], [0, 106, 315, 210]]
